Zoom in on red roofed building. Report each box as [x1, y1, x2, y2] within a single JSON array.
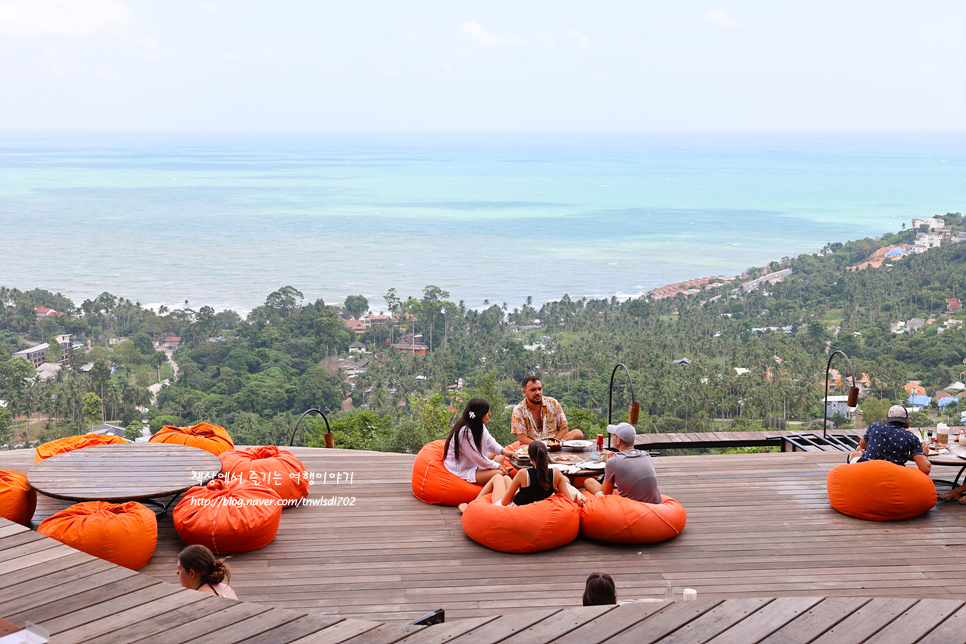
[[35, 307, 64, 322], [948, 298, 961, 312]]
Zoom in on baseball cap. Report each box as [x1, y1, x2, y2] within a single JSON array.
[[607, 422, 637, 446], [887, 405, 909, 425]]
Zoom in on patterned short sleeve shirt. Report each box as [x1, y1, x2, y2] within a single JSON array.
[[857, 421, 923, 466], [511, 396, 569, 441]]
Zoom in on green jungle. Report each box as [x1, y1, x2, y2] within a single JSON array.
[[2, 214, 965, 453]]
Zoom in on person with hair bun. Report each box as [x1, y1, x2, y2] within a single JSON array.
[[443, 398, 514, 485], [177, 544, 238, 599], [583, 572, 617, 606]]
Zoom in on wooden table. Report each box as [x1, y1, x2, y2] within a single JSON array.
[[926, 440, 966, 489], [510, 447, 606, 480], [27, 443, 223, 513]]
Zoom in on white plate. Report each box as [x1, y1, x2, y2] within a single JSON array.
[[564, 440, 593, 449], [959, 453, 966, 460], [549, 464, 570, 471], [582, 461, 606, 471]]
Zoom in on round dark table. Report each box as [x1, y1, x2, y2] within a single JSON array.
[[28, 443, 223, 513]]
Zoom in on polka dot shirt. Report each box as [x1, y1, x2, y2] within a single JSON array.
[[857, 421, 923, 466]]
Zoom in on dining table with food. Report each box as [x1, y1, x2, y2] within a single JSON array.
[[509, 439, 611, 479]]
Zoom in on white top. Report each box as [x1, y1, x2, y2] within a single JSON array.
[[443, 425, 503, 483]]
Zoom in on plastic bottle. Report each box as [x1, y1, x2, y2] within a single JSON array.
[[664, 582, 674, 602]]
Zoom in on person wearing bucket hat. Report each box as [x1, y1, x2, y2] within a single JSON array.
[[847, 405, 931, 474], [584, 422, 662, 504]]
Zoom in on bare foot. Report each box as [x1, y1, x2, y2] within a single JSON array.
[[938, 491, 956, 500], [458, 503, 468, 513]]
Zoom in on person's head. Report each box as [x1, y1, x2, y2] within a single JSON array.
[[607, 422, 637, 451], [521, 376, 543, 405], [528, 440, 552, 491], [177, 545, 230, 589], [887, 404, 910, 428], [444, 398, 491, 462], [583, 572, 616, 606]]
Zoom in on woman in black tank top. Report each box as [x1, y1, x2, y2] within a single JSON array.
[[458, 441, 586, 511]]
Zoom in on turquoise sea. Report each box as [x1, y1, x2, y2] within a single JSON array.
[[1, 131, 963, 313]]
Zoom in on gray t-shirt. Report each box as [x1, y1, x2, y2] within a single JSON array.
[[603, 449, 661, 504]]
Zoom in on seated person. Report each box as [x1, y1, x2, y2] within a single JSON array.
[[177, 544, 238, 599], [939, 481, 966, 505], [584, 422, 662, 504], [443, 398, 514, 485], [583, 572, 617, 606], [458, 440, 584, 512], [511, 376, 584, 446], [848, 405, 930, 475]]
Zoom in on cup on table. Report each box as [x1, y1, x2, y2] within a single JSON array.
[[682, 588, 697, 601], [937, 428, 949, 445]]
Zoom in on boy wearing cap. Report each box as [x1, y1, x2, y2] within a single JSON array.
[[584, 422, 662, 504], [848, 405, 931, 475]]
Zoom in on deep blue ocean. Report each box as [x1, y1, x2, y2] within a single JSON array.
[[1, 131, 963, 314]]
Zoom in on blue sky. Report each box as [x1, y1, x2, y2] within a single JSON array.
[[0, 0, 963, 131]]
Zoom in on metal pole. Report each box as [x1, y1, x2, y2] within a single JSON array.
[[823, 350, 858, 441], [607, 363, 640, 450], [289, 407, 331, 447]]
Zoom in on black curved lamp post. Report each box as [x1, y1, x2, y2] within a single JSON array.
[[289, 407, 332, 447], [822, 350, 860, 440], [607, 363, 640, 450]]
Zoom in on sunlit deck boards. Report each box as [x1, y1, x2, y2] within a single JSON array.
[[1, 446, 964, 630], [633, 430, 863, 451]]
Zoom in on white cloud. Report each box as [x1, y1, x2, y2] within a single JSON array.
[[700, 9, 741, 29], [459, 21, 524, 48], [532, 31, 555, 48], [461, 21, 503, 47], [567, 29, 592, 49], [0, 0, 132, 36]]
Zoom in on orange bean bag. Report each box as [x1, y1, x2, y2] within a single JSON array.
[[827, 460, 936, 521], [34, 434, 126, 463], [461, 493, 581, 553], [412, 440, 483, 506], [38, 501, 157, 570], [174, 477, 282, 554], [579, 493, 686, 543], [150, 422, 234, 456], [219, 446, 308, 504], [0, 470, 36, 526]]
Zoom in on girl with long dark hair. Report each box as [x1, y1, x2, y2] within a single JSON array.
[[443, 398, 514, 485], [583, 572, 617, 606], [458, 440, 585, 512]]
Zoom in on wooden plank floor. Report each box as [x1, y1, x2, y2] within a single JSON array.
[[633, 430, 862, 451], [1, 447, 963, 636]]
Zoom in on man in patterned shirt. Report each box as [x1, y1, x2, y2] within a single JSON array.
[[511, 376, 584, 446], [848, 405, 931, 475]]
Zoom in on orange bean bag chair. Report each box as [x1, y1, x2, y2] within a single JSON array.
[[461, 493, 581, 553], [0, 470, 36, 526], [150, 422, 234, 456], [579, 493, 686, 543], [412, 440, 483, 506], [34, 434, 126, 463], [38, 501, 157, 570], [219, 446, 308, 504], [174, 477, 282, 554], [827, 460, 936, 521]]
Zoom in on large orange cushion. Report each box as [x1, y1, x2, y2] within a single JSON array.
[[150, 422, 234, 456], [34, 434, 126, 463], [174, 477, 282, 554], [219, 446, 309, 504], [827, 460, 936, 521], [38, 501, 157, 569], [412, 440, 483, 506], [461, 493, 580, 553], [580, 493, 686, 543], [0, 470, 36, 526]]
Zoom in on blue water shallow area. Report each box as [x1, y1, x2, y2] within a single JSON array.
[[0, 130, 963, 313]]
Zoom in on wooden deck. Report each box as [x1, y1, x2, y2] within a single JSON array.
[[1, 447, 965, 643], [633, 430, 862, 451]]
